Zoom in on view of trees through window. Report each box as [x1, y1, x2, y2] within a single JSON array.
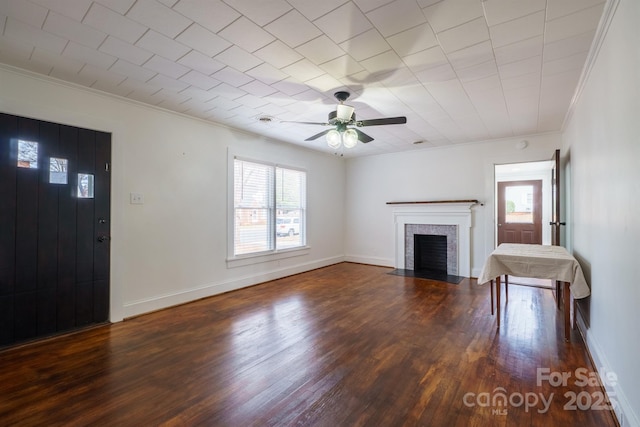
[[234, 158, 306, 256], [49, 157, 68, 184], [17, 139, 38, 169]]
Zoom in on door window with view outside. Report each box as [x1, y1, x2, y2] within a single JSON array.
[[505, 185, 534, 223]]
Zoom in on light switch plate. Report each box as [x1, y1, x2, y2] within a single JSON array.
[[130, 192, 144, 204]]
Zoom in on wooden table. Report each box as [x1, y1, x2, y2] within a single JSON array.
[[477, 244, 590, 341]]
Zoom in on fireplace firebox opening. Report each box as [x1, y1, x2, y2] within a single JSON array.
[[414, 234, 447, 274]]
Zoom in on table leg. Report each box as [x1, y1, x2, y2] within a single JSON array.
[[505, 274, 508, 300], [556, 280, 562, 309], [490, 279, 494, 315], [564, 281, 570, 342], [496, 276, 501, 328]]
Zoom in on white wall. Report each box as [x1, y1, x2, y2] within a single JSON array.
[[562, 0, 640, 424], [0, 67, 346, 321], [344, 134, 560, 276]]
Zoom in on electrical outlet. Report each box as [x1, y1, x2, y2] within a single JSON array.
[[130, 192, 144, 204]]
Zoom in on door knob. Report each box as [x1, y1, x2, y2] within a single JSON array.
[[97, 235, 110, 243]]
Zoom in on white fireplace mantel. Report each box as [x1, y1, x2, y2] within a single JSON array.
[[393, 203, 473, 277]]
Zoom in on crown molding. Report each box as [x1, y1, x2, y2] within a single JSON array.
[[562, 0, 621, 129]]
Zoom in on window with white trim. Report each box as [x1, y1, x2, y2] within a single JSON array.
[[233, 158, 306, 256]]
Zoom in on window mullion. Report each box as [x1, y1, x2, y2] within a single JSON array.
[[270, 165, 276, 251]]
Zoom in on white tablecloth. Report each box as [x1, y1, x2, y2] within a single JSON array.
[[477, 244, 590, 299]]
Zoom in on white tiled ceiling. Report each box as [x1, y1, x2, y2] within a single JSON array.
[[0, 0, 607, 157]]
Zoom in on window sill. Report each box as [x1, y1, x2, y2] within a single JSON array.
[[226, 246, 311, 268]]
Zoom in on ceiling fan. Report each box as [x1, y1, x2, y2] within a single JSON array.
[[285, 91, 407, 149]]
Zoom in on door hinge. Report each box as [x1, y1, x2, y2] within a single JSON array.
[[105, 162, 110, 172]]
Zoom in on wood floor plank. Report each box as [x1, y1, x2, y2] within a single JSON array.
[[0, 263, 617, 426]]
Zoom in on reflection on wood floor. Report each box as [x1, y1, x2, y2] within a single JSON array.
[[0, 263, 616, 426]]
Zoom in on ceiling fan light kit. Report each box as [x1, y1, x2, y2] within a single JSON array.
[[286, 91, 407, 150], [326, 129, 342, 149], [343, 129, 358, 148]]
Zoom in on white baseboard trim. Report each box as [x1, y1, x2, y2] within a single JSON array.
[[577, 310, 638, 427], [343, 254, 394, 267], [344, 254, 480, 278], [121, 255, 345, 319]]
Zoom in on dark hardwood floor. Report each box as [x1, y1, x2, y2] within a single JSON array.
[[0, 263, 617, 426]]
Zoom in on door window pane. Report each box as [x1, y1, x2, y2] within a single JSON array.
[[49, 158, 68, 184], [17, 140, 38, 169], [505, 185, 533, 223], [77, 173, 94, 198]]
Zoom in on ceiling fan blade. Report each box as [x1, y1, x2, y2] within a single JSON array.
[[354, 129, 374, 143], [357, 116, 407, 127], [305, 129, 331, 141], [281, 120, 330, 126]]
